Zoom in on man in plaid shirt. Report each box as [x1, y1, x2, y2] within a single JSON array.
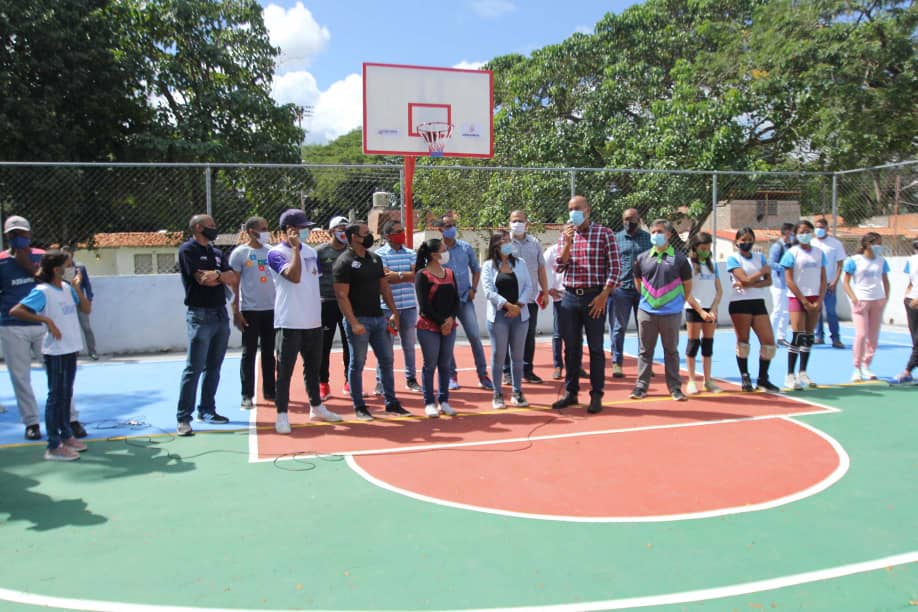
[[551, 195, 622, 414]]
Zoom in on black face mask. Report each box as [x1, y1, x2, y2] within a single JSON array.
[[200, 226, 219, 241], [355, 233, 374, 249], [626, 221, 639, 232], [737, 242, 753, 252]]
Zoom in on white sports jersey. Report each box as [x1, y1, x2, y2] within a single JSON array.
[[905, 254, 918, 300], [686, 262, 719, 309], [18, 283, 83, 355], [726, 251, 769, 302], [843, 254, 889, 301], [780, 245, 827, 296]]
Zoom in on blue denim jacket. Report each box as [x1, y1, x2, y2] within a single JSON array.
[[481, 257, 533, 323]]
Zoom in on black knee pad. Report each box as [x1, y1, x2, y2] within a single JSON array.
[[790, 331, 804, 350], [685, 338, 701, 358], [700, 337, 714, 357]]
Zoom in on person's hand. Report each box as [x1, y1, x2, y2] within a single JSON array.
[[563, 224, 576, 245], [804, 299, 820, 312], [548, 288, 562, 299], [350, 321, 366, 336], [384, 270, 400, 283], [703, 310, 716, 323], [504, 303, 521, 318], [388, 312, 399, 332], [538, 290, 549, 309], [440, 317, 453, 336], [46, 320, 62, 340], [909, 297, 918, 310], [468, 288, 477, 301], [233, 311, 248, 331], [195, 270, 220, 286], [71, 270, 82, 288], [286, 227, 300, 248], [827, 282, 837, 293], [588, 293, 607, 319]]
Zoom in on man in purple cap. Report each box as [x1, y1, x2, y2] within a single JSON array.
[[267, 209, 343, 434]]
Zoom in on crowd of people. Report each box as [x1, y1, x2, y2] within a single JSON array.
[[2, 199, 917, 459]]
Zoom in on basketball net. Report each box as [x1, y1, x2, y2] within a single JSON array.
[[416, 121, 453, 157]]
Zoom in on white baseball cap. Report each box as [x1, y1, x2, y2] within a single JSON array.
[[328, 215, 348, 229], [3, 216, 31, 233]]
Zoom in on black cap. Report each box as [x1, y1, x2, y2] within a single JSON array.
[[279, 209, 314, 229]]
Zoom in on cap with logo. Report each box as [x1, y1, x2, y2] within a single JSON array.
[[279, 209, 315, 229], [3, 215, 31, 234], [328, 215, 349, 229]]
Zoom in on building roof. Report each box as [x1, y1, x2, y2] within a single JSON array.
[[86, 232, 186, 248]]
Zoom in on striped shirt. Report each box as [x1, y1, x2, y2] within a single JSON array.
[[635, 246, 692, 315], [553, 222, 622, 290], [375, 243, 417, 311]]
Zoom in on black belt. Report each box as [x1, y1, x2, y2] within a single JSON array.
[[564, 286, 603, 296]]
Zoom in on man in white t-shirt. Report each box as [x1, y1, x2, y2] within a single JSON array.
[[812, 218, 847, 348], [266, 209, 342, 434]]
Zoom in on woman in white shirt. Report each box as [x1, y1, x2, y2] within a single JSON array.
[[779, 220, 827, 390], [684, 232, 722, 394], [893, 237, 918, 384], [842, 232, 890, 381]]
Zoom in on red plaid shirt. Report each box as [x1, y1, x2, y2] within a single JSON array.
[[553, 222, 622, 290]]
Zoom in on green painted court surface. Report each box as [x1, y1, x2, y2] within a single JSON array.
[[1, 381, 916, 611]]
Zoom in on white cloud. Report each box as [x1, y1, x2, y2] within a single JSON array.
[[574, 25, 593, 35], [263, 2, 330, 71], [469, 0, 516, 19], [453, 60, 487, 70], [272, 71, 362, 145]]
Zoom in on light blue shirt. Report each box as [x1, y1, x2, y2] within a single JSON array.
[[375, 243, 417, 311], [481, 257, 533, 323], [443, 239, 480, 302]]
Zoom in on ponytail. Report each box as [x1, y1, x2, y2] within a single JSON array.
[[415, 238, 442, 270]]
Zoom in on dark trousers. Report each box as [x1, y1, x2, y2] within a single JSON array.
[[177, 307, 230, 423], [817, 286, 841, 342], [906, 301, 918, 372], [503, 302, 539, 375], [43, 352, 77, 450], [559, 290, 606, 396], [320, 300, 350, 384], [552, 301, 563, 368], [609, 286, 640, 365], [240, 309, 275, 399], [274, 327, 323, 413]]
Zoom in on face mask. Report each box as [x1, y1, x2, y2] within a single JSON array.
[[569, 210, 585, 226], [796, 232, 812, 245], [200, 226, 219, 241], [509, 221, 526, 236], [9, 235, 30, 249], [696, 250, 711, 262], [438, 250, 450, 266], [870, 244, 883, 256], [499, 243, 514, 256], [257, 231, 271, 245], [362, 233, 375, 248], [298, 228, 311, 243], [815, 227, 827, 239], [441, 226, 457, 240], [626, 221, 639, 232], [650, 233, 667, 248], [334, 230, 347, 244], [63, 267, 76, 282], [737, 242, 753, 252], [388, 232, 406, 245]]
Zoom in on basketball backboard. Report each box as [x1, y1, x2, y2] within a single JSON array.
[[362, 63, 493, 158]]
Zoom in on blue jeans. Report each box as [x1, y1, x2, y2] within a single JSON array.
[[609, 286, 640, 365], [487, 311, 526, 395], [449, 299, 489, 379], [377, 307, 418, 383], [552, 301, 563, 368], [817, 286, 841, 342], [177, 307, 230, 423], [560, 290, 606, 396], [43, 352, 77, 450], [344, 316, 396, 409], [417, 327, 457, 405]]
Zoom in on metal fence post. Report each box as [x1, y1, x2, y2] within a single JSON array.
[[570, 169, 576, 198], [205, 165, 212, 217], [711, 172, 718, 260], [831, 173, 838, 237]]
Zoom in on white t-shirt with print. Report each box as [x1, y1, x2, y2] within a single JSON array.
[[267, 242, 322, 330], [780, 245, 827, 297], [18, 283, 83, 355], [843, 254, 889, 301], [726, 251, 769, 302], [813, 235, 847, 279], [905, 254, 918, 300], [686, 262, 719, 309]]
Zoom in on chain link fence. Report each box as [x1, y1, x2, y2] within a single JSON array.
[[0, 160, 914, 258]]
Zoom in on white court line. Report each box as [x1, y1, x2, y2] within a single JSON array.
[[0, 551, 914, 612]]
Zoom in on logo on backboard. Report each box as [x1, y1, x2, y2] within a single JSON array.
[[461, 123, 481, 138]]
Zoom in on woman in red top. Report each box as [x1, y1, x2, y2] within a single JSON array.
[[415, 238, 460, 418]]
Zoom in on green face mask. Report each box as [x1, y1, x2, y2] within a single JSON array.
[[696, 250, 711, 262]]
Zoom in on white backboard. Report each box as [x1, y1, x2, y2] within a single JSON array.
[[363, 62, 493, 158]]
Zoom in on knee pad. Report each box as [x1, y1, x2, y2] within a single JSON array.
[[801, 333, 814, 352], [736, 342, 750, 358], [760, 344, 776, 360], [789, 331, 803, 352], [685, 338, 701, 358], [701, 338, 714, 357]]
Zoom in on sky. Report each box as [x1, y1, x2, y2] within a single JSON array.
[[260, 0, 638, 144]]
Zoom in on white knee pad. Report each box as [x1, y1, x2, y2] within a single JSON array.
[[736, 342, 750, 358], [760, 344, 777, 360]]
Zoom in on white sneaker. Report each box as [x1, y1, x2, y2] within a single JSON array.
[[492, 394, 506, 409], [511, 392, 528, 407], [439, 402, 456, 416], [241, 397, 254, 410], [785, 373, 802, 390], [424, 404, 439, 418], [309, 404, 342, 423], [686, 380, 699, 395], [275, 412, 291, 434], [860, 367, 877, 380], [850, 368, 864, 382], [797, 372, 816, 388]]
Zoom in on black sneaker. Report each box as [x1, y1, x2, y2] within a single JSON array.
[[587, 393, 603, 414], [197, 412, 230, 424], [628, 387, 647, 400], [671, 389, 688, 402], [579, 368, 589, 378], [355, 407, 374, 421], [405, 379, 423, 393], [832, 340, 846, 349], [551, 393, 578, 410], [757, 378, 781, 392], [385, 401, 410, 416], [70, 421, 88, 439], [813, 337, 825, 345], [25, 424, 41, 441], [741, 373, 755, 392], [374, 382, 384, 396], [502, 373, 511, 386], [523, 372, 543, 384]]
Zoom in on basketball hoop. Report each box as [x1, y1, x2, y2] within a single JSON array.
[[415, 121, 453, 157]]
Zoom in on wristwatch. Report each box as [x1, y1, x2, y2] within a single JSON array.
[[398, 271, 403, 280]]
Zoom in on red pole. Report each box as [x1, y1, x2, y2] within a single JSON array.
[[404, 156, 416, 248]]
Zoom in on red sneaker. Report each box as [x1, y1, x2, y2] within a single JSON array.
[[342, 381, 351, 395], [319, 382, 331, 401]]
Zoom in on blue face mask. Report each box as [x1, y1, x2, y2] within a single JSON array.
[[870, 244, 883, 256], [298, 228, 311, 242], [499, 242, 514, 256], [796, 232, 812, 245], [442, 226, 457, 240], [9, 235, 30, 249], [650, 232, 667, 248], [569, 210, 585, 226], [815, 227, 827, 239]]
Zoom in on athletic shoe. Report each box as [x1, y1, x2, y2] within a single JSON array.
[[741, 373, 755, 392], [478, 376, 494, 391], [587, 393, 603, 414], [176, 422, 193, 436], [70, 420, 88, 438], [89, 352, 99, 360], [629, 387, 647, 400], [892, 372, 914, 384], [492, 394, 506, 409], [63, 437, 88, 452], [832, 339, 846, 349], [551, 394, 578, 410], [309, 404, 342, 423], [406, 379, 423, 393], [424, 404, 439, 418], [704, 380, 723, 393], [319, 383, 331, 401], [523, 373, 543, 384], [511, 392, 528, 407], [502, 373, 511, 386], [355, 407, 374, 421], [671, 389, 688, 401], [25, 424, 41, 441], [797, 372, 817, 388], [785, 373, 802, 391], [850, 368, 864, 382], [860, 367, 877, 380], [612, 363, 624, 378], [686, 380, 699, 395], [552, 367, 562, 380], [343, 381, 351, 395], [241, 397, 255, 410], [439, 402, 456, 416], [579, 368, 589, 378], [756, 378, 780, 393], [44, 446, 80, 461], [275, 413, 291, 434], [385, 401, 411, 416], [777, 339, 790, 348], [198, 412, 229, 424], [813, 337, 825, 345], [449, 378, 460, 390], [374, 382, 384, 396]]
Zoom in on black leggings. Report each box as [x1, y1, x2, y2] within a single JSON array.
[[320, 300, 350, 384], [906, 300, 918, 372]]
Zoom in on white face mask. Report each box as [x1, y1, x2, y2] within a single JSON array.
[[63, 267, 76, 282], [509, 221, 526, 237], [438, 250, 450, 266], [257, 231, 271, 245]]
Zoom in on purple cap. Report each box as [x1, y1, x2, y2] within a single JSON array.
[[279, 209, 314, 229]]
